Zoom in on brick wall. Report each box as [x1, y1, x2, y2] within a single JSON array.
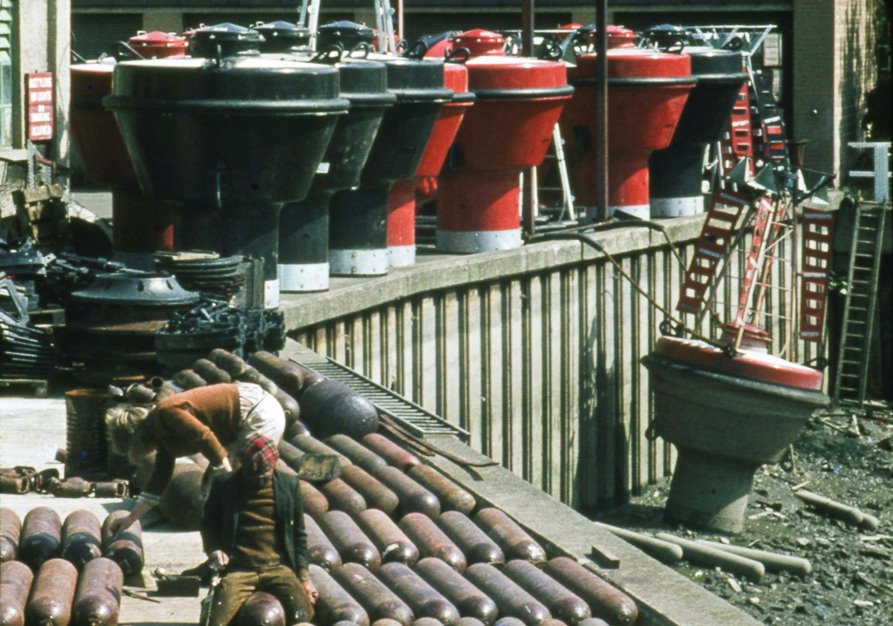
[[793, 0, 876, 179]]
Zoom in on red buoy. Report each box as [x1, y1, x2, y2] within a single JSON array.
[[436, 30, 573, 254], [387, 60, 474, 267], [564, 40, 695, 219]]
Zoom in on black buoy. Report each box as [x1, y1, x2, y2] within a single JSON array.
[[104, 23, 350, 308]]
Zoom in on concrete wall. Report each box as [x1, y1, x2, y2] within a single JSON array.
[[282, 216, 823, 514], [793, 0, 876, 178], [5, 0, 69, 162]]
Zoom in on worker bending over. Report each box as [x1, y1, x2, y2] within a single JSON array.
[[109, 382, 285, 534]]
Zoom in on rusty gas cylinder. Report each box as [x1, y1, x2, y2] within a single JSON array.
[[236, 591, 286, 626], [155, 380, 183, 401], [20, 506, 62, 569], [101, 510, 144, 576], [272, 389, 301, 424], [436, 511, 504, 565], [279, 440, 308, 471], [406, 465, 476, 515], [208, 349, 249, 377], [27, 557, 78, 626], [319, 511, 381, 571], [492, 619, 525, 626], [305, 513, 341, 571], [248, 351, 305, 398], [357, 509, 420, 566], [124, 382, 157, 404], [339, 464, 399, 515], [172, 368, 207, 389], [333, 562, 413, 626], [457, 619, 487, 626], [375, 467, 440, 518], [360, 433, 421, 470], [192, 358, 232, 383], [414, 558, 498, 625], [290, 435, 352, 465], [241, 367, 280, 396], [502, 560, 590, 624], [158, 462, 205, 529], [0, 507, 22, 562], [413, 620, 444, 626], [398, 513, 465, 571], [298, 477, 330, 519], [379, 562, 460, 624], [325, 434, 387, 473], [284, 419, 312, 440], [473, 508, 546, 563], [320, 478, 367, 515], [72, 557, 123, 626], [464, 563, 551, 626], [543, 557, 638, 625], [52, 477, 94, 498], [0, 560, 33, 626], [61, 510, 103, 570], [93, 480, 129, 499], [310, 564, 369, 626]]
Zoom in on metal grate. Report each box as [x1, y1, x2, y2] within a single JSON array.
[[302, 357, 469, 441]]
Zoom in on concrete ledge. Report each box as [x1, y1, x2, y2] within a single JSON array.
[[280, 216, 704, 330]]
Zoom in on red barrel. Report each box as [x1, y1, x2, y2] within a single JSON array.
[[127, 31, 188, 59], [70, 58, 175, 268], [436, 30, 573, 254], [563, 39, 694, 219], [387, 60, 474, 267]]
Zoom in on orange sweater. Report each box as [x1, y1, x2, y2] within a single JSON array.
[[143, 384, 241, 497]]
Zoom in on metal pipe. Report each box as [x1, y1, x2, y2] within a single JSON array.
[[522, 0, 536, 239], [696, 539, 811, 576], [594, 522, 683, 564], [655, 533, 765, 580], [595, 0, 609, 222]]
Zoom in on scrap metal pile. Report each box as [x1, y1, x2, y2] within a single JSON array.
[[0, 237, 283, 385], [0, 277, 54, 383]]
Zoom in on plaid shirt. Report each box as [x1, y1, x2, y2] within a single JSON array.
[[240, 433, 279, 473]]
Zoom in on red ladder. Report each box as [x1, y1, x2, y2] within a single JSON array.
[[677, 187, 752, 315], [798, 208, 837, 342]]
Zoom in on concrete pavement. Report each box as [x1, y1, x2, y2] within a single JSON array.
[[0, 396, 204, 625]]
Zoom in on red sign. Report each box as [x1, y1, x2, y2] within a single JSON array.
[[26, 72, 54, 142]]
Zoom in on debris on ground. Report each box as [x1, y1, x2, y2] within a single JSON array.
[[597, 406, 892, 626]]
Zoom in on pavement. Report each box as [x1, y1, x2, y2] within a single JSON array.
[[0, 396, 204, 625], [71, 188, 113, 220]]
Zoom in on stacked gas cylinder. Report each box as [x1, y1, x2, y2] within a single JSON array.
[[0, 507, 141, 626], [87, 347, 640, 624], [157, 349, 640, 626]]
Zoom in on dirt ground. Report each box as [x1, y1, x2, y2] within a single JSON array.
[[597, 405, 893, 626]]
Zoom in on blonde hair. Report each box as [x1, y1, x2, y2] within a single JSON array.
[[104, 403, 154, 459]]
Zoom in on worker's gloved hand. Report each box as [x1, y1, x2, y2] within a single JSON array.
[[301, 578, 318, 604], [210, 550, 230, 570], [108, 513, 136, 536]]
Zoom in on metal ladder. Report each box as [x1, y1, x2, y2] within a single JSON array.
[[534, 125, 576, 221], [833, 203, 889, 405]]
